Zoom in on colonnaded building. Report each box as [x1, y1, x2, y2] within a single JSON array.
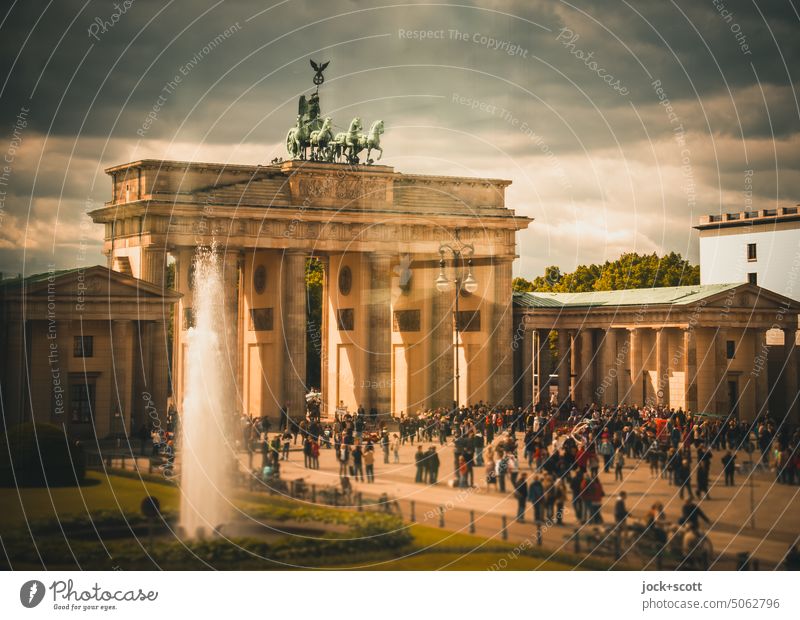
[[88, 159, 529, 426], [2, 159, 799, 437]]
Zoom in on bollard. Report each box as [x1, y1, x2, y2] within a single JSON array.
[[438, 505, 445, 528], [614, 530, 621, 560], [410, 500, 416, 522], [574, 528, 581, 554], [469, 510, 476, 534], [311, 484, 316, 504], [121, 455, 126, 469], [357, 492, 363, 512], [501, 516, 508, 540], [536, 522, 542, 546]]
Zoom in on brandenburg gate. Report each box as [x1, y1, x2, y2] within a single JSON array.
[[89, 158, 531, 420]]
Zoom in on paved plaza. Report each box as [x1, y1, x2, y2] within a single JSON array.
[[241, 435, 799, 568]]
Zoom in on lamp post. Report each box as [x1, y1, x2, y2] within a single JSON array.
[[435, 239, 478, 409]]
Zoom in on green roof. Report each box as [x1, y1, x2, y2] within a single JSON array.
[[0, 267, 87, 289], [513, 283, 741, 309]]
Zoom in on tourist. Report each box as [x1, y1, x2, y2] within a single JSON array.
[[281, 431, 292, 460], [303, 436, 312, 468], [614, 490, 629, 530], [675, 459, 693, 499], [598, 435, 614, 473], [414, 446, 425, 483], [352, 444, 364, 481], [485, 453, 496, 489], [495, 451, 508, 493], [364, 446, 375, 482], [457, 455, 468, 488], [527, 474, 544, 523], [514, 473, 528, 522], [614, 451, 625, 481], [338, 444, 350, 477], [678, 497, 710, 530], [581, 475, 605, 525], [380, 431, 390, 464], [391, 433, 401, 463], [428, 447, 440, 484], [311, 438, 320, 469], [722, 450, 736, 486]]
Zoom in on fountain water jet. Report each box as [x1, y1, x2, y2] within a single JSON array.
[[178, 246, 234, 538]]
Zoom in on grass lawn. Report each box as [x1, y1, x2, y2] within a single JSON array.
[[0, 470, 180, 532], [1, 471, 581, 570]]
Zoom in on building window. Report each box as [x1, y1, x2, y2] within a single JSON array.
[[73, 335, 94, 358], [747, 272, 757, 285], [726, 340, 736, 359], [455, 310, 481, 332], [747, 243, 757, 261], [249, 308, 273, 331], [393, 309, 421, 332], [69, 381, 95, 424], [337, 308, 354, 331]]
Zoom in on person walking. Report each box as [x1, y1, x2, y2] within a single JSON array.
[[675, 459, 693, 499], [352, 445, 364, 482], [514, 473, 528, 522], [614, 451, 625, 481], [364, 447, 375, 482], [496, 452, 508, 493], [391, 433, 401, 463], [722, 450, 736, 486], [281, 430, 292, 461], [380, 431, 390, 464], [414, 445, 425, 483], [428, 446, 440, 484], [528, 474, 544, 523], [614, 490, 629, 530]]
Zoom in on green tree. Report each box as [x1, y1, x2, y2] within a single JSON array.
[[305, 258, 324, 389], [519, 252, 699, 294]]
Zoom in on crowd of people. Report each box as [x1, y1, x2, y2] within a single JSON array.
[[184, 393, 800, 567]]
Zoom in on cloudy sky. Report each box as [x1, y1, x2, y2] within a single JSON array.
[[0, 0, 798, 278]]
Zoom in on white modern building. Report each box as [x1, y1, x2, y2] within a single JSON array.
[[696, 205, 800, 302]]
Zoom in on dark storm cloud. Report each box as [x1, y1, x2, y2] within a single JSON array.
[[0, 0, 797, 276]]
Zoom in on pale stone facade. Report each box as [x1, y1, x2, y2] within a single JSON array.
[[89, 159, 531, 421], [513, 284, 800, 423], [0, 266, 178, 436]]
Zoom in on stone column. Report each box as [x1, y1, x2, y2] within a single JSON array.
[[111, 320, 135, 436], [683, 327, 698, 413], [145, 319, 171, 427], [367, 253, 392, 416], [751, 328, 768, 419], [629, 328, 642, 405], [319, 256, 330, 417], [557, 328, 571, 407], [538, 329, 553, 405], [656, 327, 670, 407], [520, 327, 533, 409], [714, 328, 729, 417], [280, 250, 307, 420], [577, 329, 595, 406], [140, 248, 166, 286], [600, 327, 618, 405], [429, 274, 454, 409], [223, 250, 242, 409], [491, 257, 514, 405], [782, 326, 799, 423]]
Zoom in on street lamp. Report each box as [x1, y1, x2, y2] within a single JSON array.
[[435, 238, 477, 409]]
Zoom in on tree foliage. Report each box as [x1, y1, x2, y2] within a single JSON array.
[[514, 252, 699, 293]]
